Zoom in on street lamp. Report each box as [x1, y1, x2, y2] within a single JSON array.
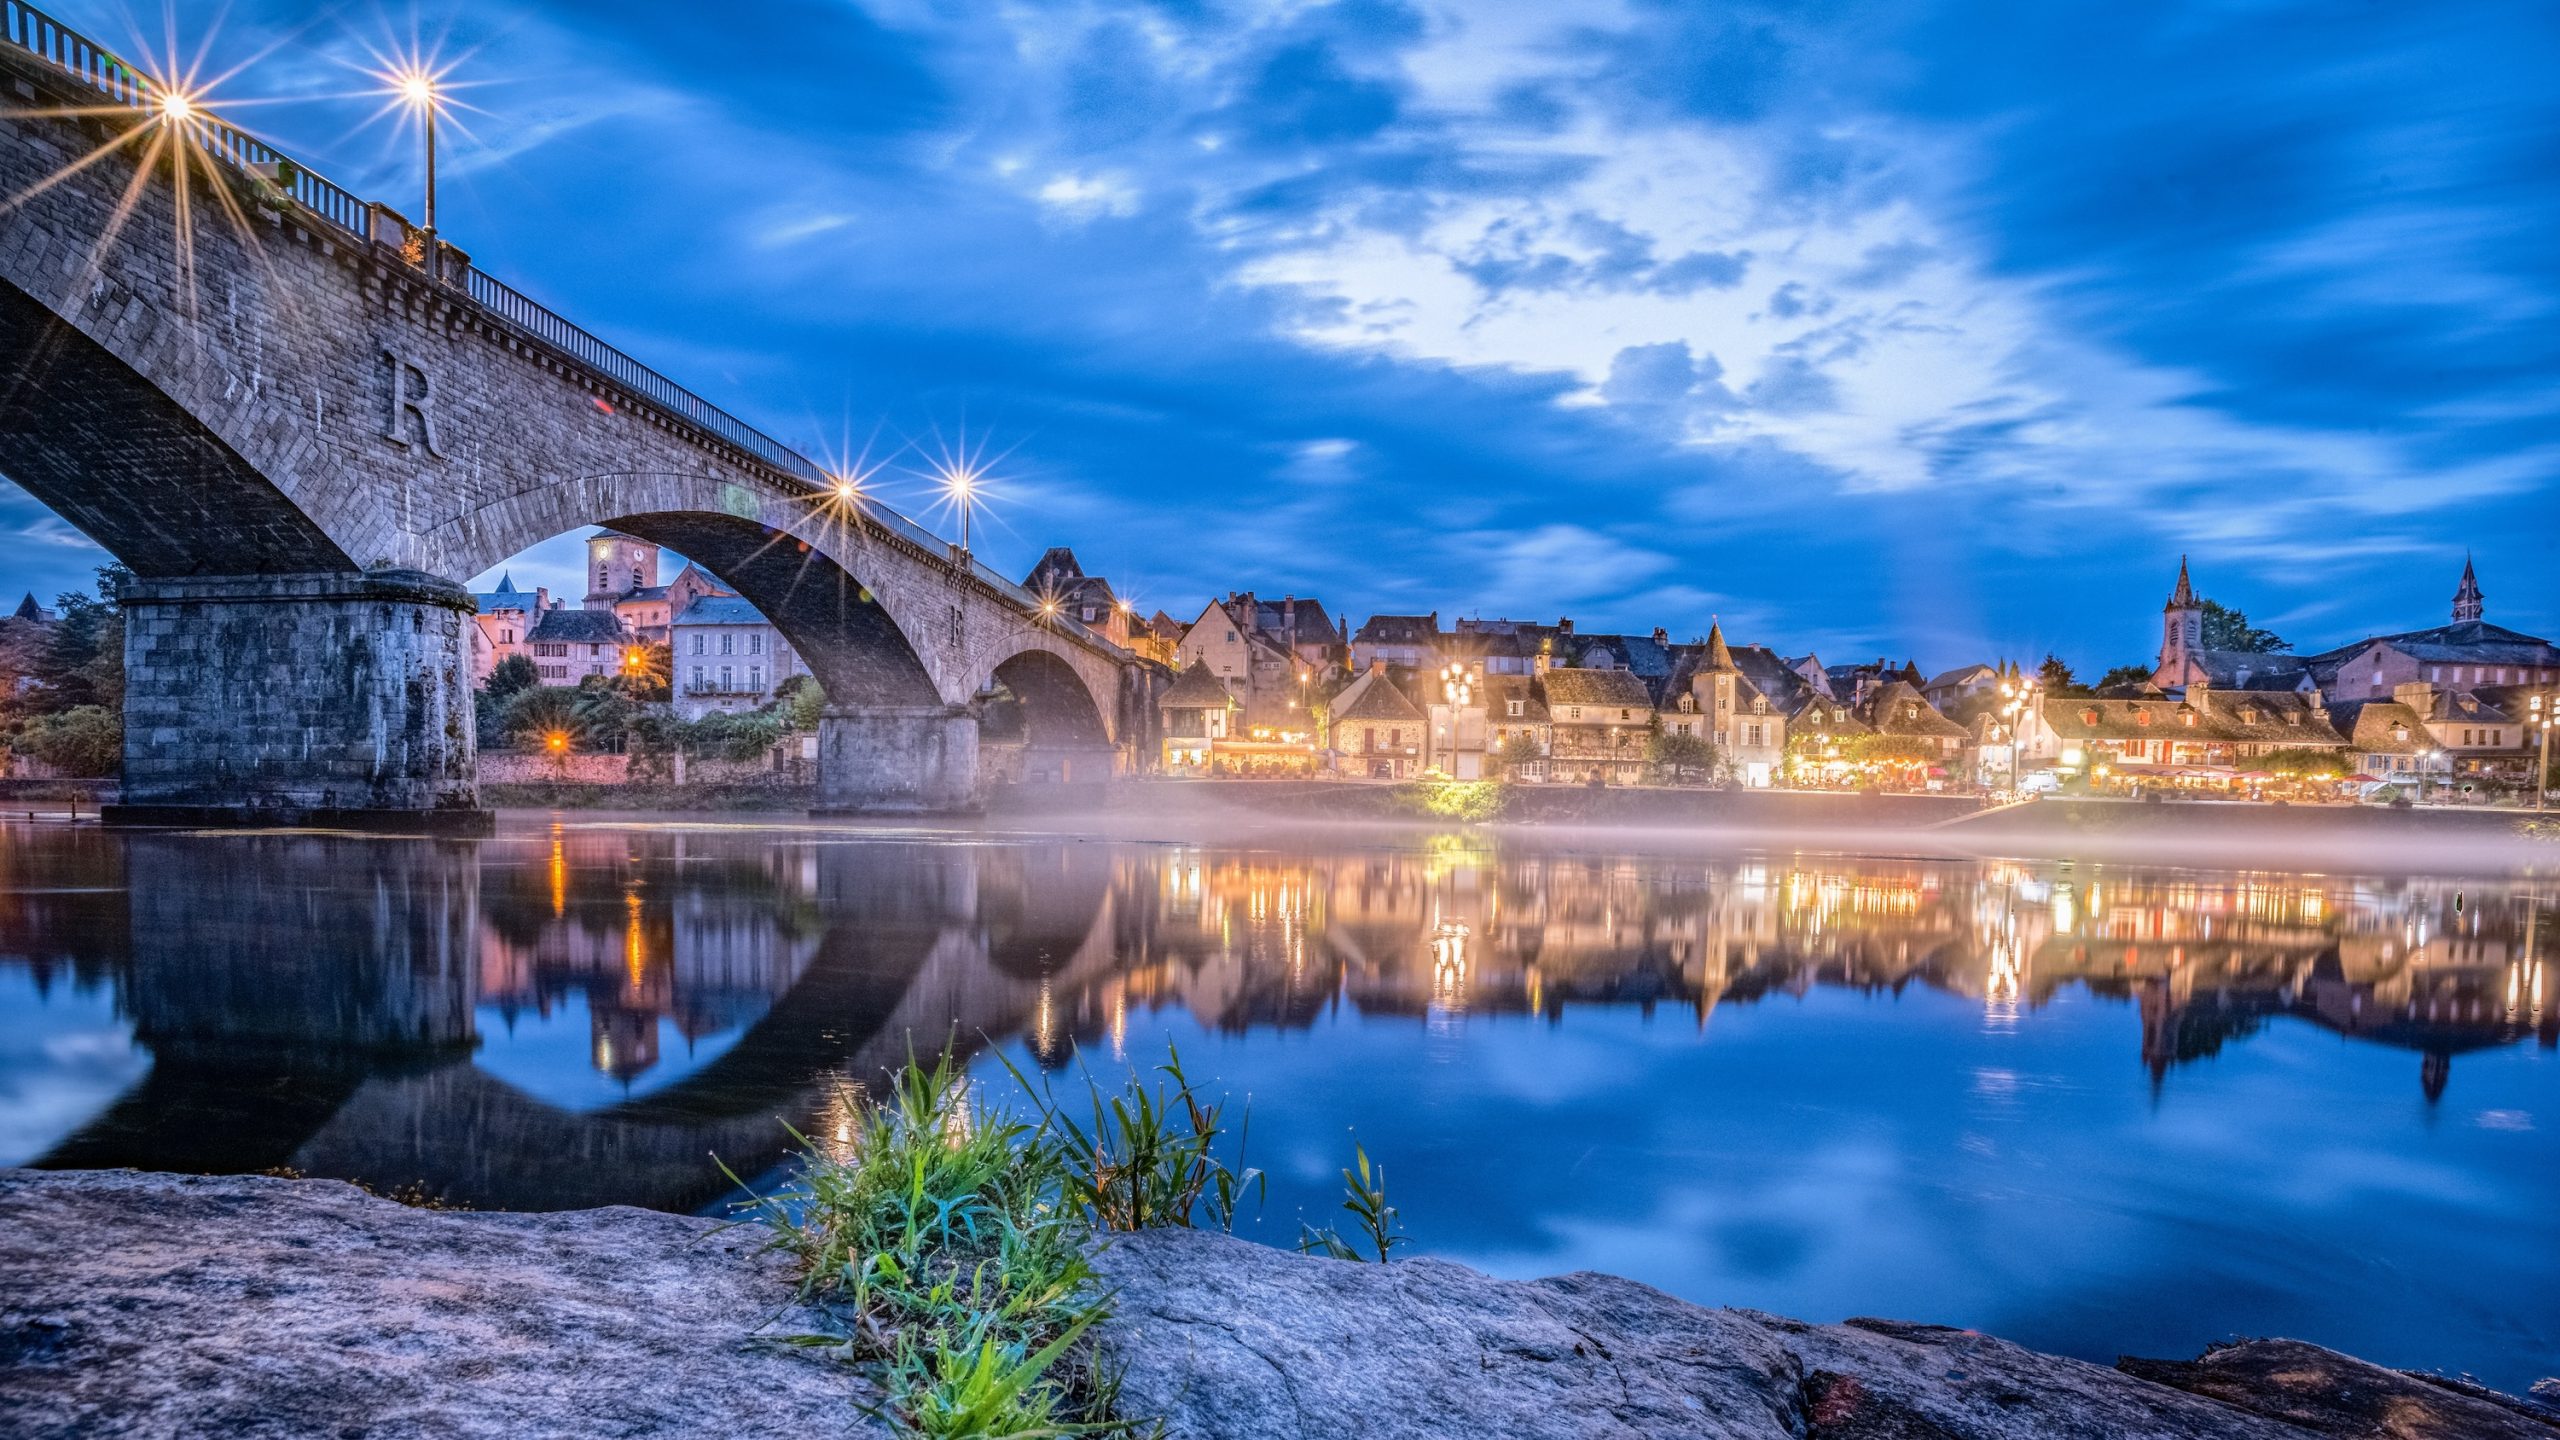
[[943, 465, 978, 554], [2531, 692, 2551, 813], [398, 70, 441, 233]]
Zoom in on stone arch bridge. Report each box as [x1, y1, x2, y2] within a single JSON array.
[[0, 16, 1150, 828]]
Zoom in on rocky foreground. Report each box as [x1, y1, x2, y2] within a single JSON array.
[[4, 1170, 2555, 1439]]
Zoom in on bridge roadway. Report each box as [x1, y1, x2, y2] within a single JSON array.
[[0, 12, 1151, 829]]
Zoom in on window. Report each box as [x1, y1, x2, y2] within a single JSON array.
[[1507, 699, 1524, 717], [1568, 706, 1583, 720], [749, 665, 763, 691], [1746, 723, 1765, 748], [721, 633, 735, 656], [1619, 708, 1631, 721], [689, 634, 704, 655], [596, 564, 609, 591], [720, 665, 734, 691], [749, 633, 763, 656], [1751, 696, 1767, 715], [1389, 728, 1402, 747], [691, 666, 705, 689], [1225, 631, 1237, 644], [1363, 726, 1376, 751]]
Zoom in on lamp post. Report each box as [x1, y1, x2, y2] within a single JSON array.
[[945, 468, 977, 555], [400, 72, 440, 233], [2532, 692, 2552, 813]]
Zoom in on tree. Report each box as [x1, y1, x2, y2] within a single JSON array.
[[15, 705, 122, 776], [497, 686, 592, 750], [2258, 747, 2347, 779], [1645, 730, 1717, 785], [2037, 654, 2090, 697], [1492, 731, 1544, 779], [484, 653, 540, 700], [2201, 599, 2287, 654], [28, 565, 130, 714], [611, 642, 672, 703], [772, 673, 826, 730], [2094, 664, 2155, 695]]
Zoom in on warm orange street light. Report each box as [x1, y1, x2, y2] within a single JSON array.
[[545, 731, 568, 753]]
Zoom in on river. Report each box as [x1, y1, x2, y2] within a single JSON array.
[[1, 811, 2553, 1391]]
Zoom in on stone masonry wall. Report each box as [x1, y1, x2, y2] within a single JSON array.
[[117, 571, 478, 819]]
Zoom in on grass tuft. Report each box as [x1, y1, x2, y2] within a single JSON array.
[[722, 1040, 1279, 1438]]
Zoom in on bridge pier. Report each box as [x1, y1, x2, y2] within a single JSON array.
[[815, 704, 984, 814], [104, 571, 492, 835]]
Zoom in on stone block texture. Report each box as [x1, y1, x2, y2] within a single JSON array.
[[117, 570, 479, 818]]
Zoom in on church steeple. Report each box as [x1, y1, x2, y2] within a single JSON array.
[[2166, 555, 2198, 611], [2155, 556, 2206, 693], [2452, 554, 2484, 624]]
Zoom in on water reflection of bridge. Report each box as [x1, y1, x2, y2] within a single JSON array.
[[6, 828, 2553, 1213], [21, 826, 1132, 1211]]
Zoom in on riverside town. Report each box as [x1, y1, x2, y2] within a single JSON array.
[[2, 5, 2556, 1440]]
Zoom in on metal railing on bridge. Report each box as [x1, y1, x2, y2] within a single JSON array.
[[0, 0, 1116, 652]]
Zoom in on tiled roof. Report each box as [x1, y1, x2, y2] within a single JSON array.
[[2326, 701, 2430, 756], [1542, 667, 1654, 713], [2185, 650, 2312, 690], [1788, 696, 1871, 735], [2198, 689, 2342, 744], [525, 608, 628, 645], [1483, 675, 1548, 723], [1354, 614, 1441, 646], [1332, 669, 1425, 724], [1159, 663, 1234, 709], [1250, 598, 1340, 645], [2304, 620, 2559, 669], [2041, 693, 2346, 747], [672, 596, 770, 627], [1863, 681, 1971, 740]]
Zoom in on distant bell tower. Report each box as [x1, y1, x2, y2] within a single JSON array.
[[2153, 556, 2206, 691], [2452, 555, 2484, 624], [584, 531, 660, 609]]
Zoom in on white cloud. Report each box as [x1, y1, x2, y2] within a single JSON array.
[[1035, 170, 1141, 221]]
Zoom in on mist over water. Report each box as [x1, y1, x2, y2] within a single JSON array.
[[1, 812, 2553, 1390]]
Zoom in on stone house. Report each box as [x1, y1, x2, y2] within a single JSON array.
[[1157, 662, 1237, 773], [1176, 599, 1307, 729], [1661, 624, 1786, 786], [1541, 667, 1653, 786], [1330, 667, 1427, 779], [1023, 548, 1138, 648], [1483, 675, 1550, 779], [2324, 700, 2435, 782], [1862, 680, 1973, 761], [1350, 613, 1443, 674], [671, 595, 807, 719], [468, 573, 548, 684], [524, 606, 631, 686]]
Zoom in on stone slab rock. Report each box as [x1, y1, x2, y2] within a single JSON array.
[[1755, 1314, 2308, 1440], [0, 1169, 875, 1440], [1088, 1228, 2306, 1440], [2119, 1338, 2560, 1439]]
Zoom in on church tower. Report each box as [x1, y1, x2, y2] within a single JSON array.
[[2452, 555, 2484, 624], [584, 531, 660, 610], [2153, 556, 2206, 692]]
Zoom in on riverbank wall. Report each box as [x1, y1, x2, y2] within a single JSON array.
[[6, 1169, 2554, 1439]]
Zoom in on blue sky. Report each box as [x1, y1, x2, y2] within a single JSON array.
[[7, 0, 2555, 672]]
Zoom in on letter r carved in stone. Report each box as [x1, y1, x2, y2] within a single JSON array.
[[382, 349, 446, 458]]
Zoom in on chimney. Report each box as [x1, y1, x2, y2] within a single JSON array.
[[1652, 627, 1668, 646], [1558, 618, 1574, 635], [1283, 596, 1297, 646]]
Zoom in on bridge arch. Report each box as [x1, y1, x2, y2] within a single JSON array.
[[0, 279, 353, 577]]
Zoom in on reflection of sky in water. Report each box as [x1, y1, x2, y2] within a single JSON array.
[[975, 983, 2558, 1392], [472, 994, 752, 1113], [0, 969, 147, 1165]]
